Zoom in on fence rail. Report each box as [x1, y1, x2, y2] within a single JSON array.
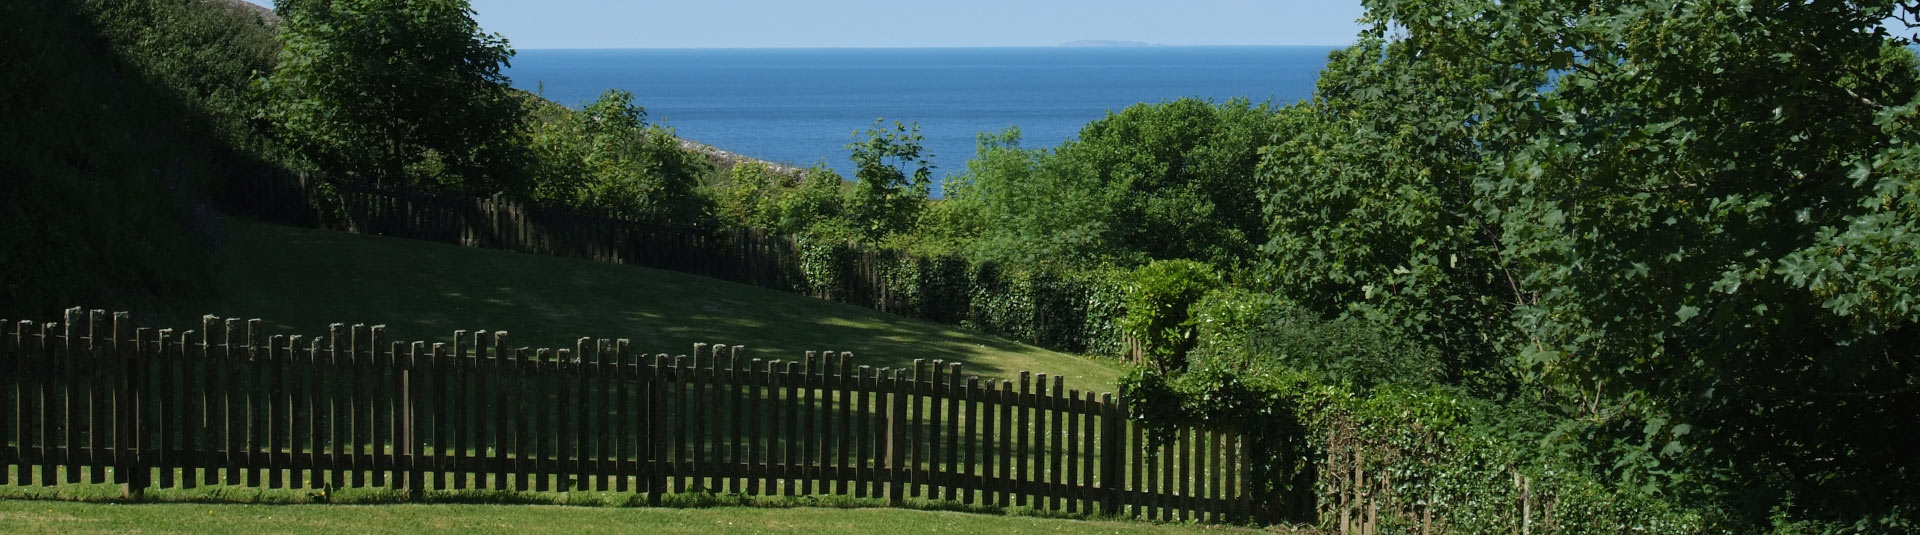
[[2, 308, 1252, 522]]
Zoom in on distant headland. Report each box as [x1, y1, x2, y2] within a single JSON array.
[[1059, 40, 1153, 47]]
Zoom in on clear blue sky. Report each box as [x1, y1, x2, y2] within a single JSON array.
[[240, 1, 1364, 49]]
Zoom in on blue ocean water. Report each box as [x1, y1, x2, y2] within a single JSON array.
[[506, 47, 1335, 190]]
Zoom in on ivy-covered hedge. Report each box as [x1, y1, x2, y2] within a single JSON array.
[[1122, 366, 1717, 532], [795, 235, 1128, 355]]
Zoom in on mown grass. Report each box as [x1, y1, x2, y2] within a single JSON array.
[[151, 219, 1122, 392], [0, 497, 1276, 535]]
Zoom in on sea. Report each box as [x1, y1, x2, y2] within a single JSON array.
[[505, 46, 1336, 193]]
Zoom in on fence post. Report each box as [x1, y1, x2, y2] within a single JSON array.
[[121, 323, 149, 498], [1100, 393, 1121, 516], [885, 367, 905, 506], [401, 342, 420, 500]]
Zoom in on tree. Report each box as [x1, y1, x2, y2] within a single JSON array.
[[946, 99, 1278, 269], [524, 89, 710, 221], [256, 0, 526, 195], [1252, 0, 1920, 526], [844, 120, 933, 242]]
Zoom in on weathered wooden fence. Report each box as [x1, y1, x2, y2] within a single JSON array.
[[2, 308, 1253, 522], [225, 173, 836, 302]]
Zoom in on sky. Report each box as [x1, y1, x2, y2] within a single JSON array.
[[238, 0, 1365, 49]]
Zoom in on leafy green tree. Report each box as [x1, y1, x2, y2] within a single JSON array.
[[1256, 32, 1522, 392], [844, 120, 933, 242], [256, 0, 526, 195], [713, 161, 801, 231], [944, 127, 1123, 266], [1252, 0, 1920, 526], [524, 90, 712, 221], [1469, 2, 1920, 521], [947, 99, 1277, 269]]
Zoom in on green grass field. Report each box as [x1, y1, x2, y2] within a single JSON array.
[[0, 499, 1275, 535], [161, 219, 1122, 392]]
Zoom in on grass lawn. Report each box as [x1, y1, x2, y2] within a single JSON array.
[[0, 499, 1274, 535], [161, 219, 1122, 392]]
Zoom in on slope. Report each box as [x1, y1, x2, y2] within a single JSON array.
[[176, 219, 1124, 391]]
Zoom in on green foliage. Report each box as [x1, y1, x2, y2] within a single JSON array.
[[81, 0, 280, 154], [1255, 43, 1518, 393], [713, 161, 803, 231], [844, 120, 933, 243], [1121, 365, 1717, 531], [0, 0, 291, 316], [1220, 0, 1920, 529], [257, 0, 527, 195], [946, 99, 1278, 269], [1187, 288, 1442, 390], [523, 90, 712, 222], [1116, 260, 1221, 371]]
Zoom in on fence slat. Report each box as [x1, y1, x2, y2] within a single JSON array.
[[1015, 371, 1029, 507], [962, 374, 978, 505], [745, 358, 764, 496], [86, 310, 109, 484], [126, 327, 150, 493], [531, 348, 551, 492], [263, 334, 283, 489], [698, 347, 714, 492], [433, 342, 452, 491], [835, 353, 851, 496], [926, 360, 943, 501], [799, 352, 816, 496], [515, 347, 534, 492], [595, 339, 612, 491], [854, 365, 872, 498], [62, 310, 80, 485], [647, 354, 666, 502], [307, 335, 327, 490], [1065, 388, 1080, 514], [781, 359, 799, 496], [0, 320, 11, 487], [908, 359, 924, 499], [884, 367, 904, 505], [614, 339, 631, 492], [203, 319, 224, 488], [559, 347, 577, 491], [943, 362, 961, 503], [469, 332, 488, 490], [112, 315, 133, 491], [1082, 391, 1097, 513]]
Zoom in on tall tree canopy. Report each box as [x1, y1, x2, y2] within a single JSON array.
[[948, 98, 1277, 269], [256, 0, 526, 195], [1252, 0, 1920, 524]]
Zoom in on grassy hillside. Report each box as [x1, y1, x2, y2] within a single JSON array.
[[0, 500, 1265, 535], [174, 219, 1123, 391]]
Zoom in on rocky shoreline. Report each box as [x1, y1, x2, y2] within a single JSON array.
[[677, 138, 807, 178]]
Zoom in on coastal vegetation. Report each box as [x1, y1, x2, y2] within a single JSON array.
[[3, 0, 1918, 532]]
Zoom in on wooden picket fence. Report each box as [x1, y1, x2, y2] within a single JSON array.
[[221, 172, 805, 294], [1, 308, 1255, 522]]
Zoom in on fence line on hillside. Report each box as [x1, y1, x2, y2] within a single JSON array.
[[1, 308, 1253, 523], [219, 173, 940, 313]]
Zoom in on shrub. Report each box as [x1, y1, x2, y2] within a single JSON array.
[[1117, 260, 1221, 371], [1189, 287, 1443, 389]]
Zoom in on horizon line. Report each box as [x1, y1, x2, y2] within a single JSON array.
[[509, 43, 1354, 51]]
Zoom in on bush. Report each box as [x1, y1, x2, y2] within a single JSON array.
[[1189, 287, 1443, 389], [1117, 260, 1221, 371], [1121, 366, 1717, 531]]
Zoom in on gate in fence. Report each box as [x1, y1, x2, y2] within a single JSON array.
[[1, 308, 1254, 522]]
